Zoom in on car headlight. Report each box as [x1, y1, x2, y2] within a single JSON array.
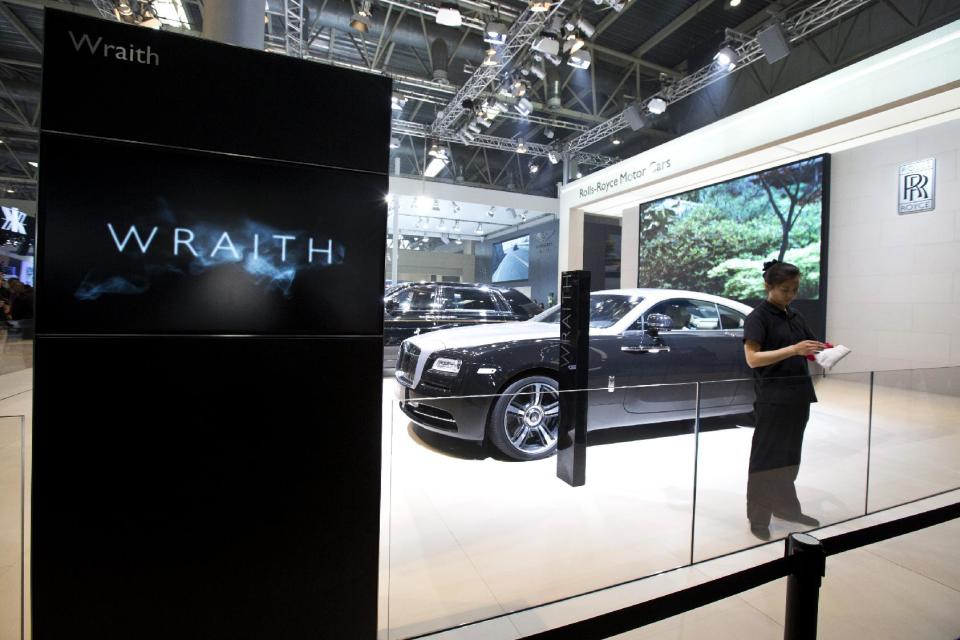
[[431, 357, 462, 374]]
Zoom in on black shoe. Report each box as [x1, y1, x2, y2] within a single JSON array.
[[750, 523, 771, 541], [773, 511, 820, 527]]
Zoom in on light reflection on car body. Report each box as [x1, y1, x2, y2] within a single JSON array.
[[395, 289, 757, 460]]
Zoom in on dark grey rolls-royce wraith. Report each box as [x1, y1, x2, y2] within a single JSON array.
[[395, 289, 756, 460]]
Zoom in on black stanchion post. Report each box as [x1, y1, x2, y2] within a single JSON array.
[[784, 532, 826, 640], [557, 270, 590, 487]]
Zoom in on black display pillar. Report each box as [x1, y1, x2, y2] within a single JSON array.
[[34, 10, 390, 639], [556, 270, 590, 487]]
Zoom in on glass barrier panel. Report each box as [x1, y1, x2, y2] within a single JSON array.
[[0, 331, 32, 380], [868, 367, 960, 512], [692, 372, 871, 562], [385, 380, 697, 640], [0, 416, 24, 640]]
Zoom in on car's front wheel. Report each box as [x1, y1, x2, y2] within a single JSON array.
[[487, 375, 560, 461]]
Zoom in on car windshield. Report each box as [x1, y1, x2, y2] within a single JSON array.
[[532, 294, 643, 328]]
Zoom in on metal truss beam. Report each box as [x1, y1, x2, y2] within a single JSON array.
[[564, 0, 876, 153], [284, 0, 306, 58], [0, 1, 42, 51], [393, 118, 615, 167], [89, 0, 118, 20], [430, 1, 567, 134]]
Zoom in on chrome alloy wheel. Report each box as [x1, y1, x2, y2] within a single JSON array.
[[502, 381, 560, 456]]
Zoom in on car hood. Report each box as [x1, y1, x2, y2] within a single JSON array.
[[406, 320, 558, 353]]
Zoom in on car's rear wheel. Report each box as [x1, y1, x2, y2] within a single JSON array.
[[487, 375, 560, 461]]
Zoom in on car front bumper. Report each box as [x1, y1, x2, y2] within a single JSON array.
[[395, 384, 491, 442]]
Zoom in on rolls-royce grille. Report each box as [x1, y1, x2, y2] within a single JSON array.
[[396, 343, 420, 387]]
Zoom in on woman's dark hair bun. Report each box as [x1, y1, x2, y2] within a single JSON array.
[[762, 259, 801, 285]]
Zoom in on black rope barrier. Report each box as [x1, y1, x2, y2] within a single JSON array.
[[512, 499, 960, 640]]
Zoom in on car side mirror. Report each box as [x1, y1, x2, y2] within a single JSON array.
[[384, 299, 399, 314], [646, 313, 673, 332]]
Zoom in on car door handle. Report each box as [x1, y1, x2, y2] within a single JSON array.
[[621, 345, 671, 353]]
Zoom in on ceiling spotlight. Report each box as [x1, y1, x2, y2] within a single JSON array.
[[350, 0, 373, 32], [424, 157, 446, 178], [714, 45, 738, 71], [547, 149, 559, 164], [516, 139, 527, 154], [648, 96, 667, 114], [432, 199, 441, 211], [528, 62, 546, 81], [28, 161, 38, 168], [544, 126, 555, 139], [576, 170, 583, 179], [389, 136, 400, 149], [511, 77, 527, 96], [391, 93, 407, 110], [576, 17, 596, 39], [428, 141, 447, 160], [435, 2, 462, 27], [529, 0, 551, 12], [532, 35, 560, 56], [487, 206, 496, 218], [454, 236, 463, 245], [453, 220, 461, 231], [729, 0, 741, 6], [564, 32, 586, 54], [528, 161, 539, 174], [481, 47, 499, 66], [520, 210, 528, 222], [116, 0, 134, 16], [475, 223, 485, 235], [611, 135, 622, 145], [484, 21, 507, 45], [567, 49, 591, 70], [514, 97, 533, 116]]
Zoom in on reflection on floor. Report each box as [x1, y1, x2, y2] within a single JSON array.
[[382, 375, 960, 640], [0, 357, 957, 640]]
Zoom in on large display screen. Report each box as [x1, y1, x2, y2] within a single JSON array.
[[638, 155, 826, 300], [37, 133, 386, 335], [492, 235, 530, 283]]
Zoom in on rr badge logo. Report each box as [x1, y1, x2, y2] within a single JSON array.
[[1, 206, 27, 234], [898, 159, 936, 214]]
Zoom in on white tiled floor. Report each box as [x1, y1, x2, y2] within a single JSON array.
[[382, 374, 960, 639], [1, 361, 958, 640]]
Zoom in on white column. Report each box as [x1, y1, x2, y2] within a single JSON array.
[[203, 0, 265, 49], [620, 205, 639, 289], [558, 205, 584, 291]]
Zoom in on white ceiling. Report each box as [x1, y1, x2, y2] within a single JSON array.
[[387, 194, 554, 241]]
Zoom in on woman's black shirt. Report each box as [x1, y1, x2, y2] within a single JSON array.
[[743, 301, 817, 405]]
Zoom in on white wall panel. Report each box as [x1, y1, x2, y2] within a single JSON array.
[[828, 119, 960, 373]]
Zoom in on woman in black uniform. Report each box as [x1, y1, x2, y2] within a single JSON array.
[[742, 260, 826, 540]]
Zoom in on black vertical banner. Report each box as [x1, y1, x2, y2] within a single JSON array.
[[557, 270, 590, 487], [35, 10, 390, 639]]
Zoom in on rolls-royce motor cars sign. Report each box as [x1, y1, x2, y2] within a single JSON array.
[[898, 158, 936, 214]]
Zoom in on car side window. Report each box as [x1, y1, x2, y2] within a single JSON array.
[[641, 299, 721, 331], [718, 304, 746, 330], [438, 287, 500, 314], [392, 286, 437, 312]]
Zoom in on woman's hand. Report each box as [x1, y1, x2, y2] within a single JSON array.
[[793, 340, 827, 356]]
